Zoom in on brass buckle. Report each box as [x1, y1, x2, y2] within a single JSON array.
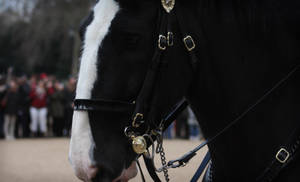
[[158, 35, 167, 50], [183, 35, 196, 51], [276, 148, 290, 163], [161, 0, 175, 13], [132, 113, 144, 128], [167, 32, 174, 46]]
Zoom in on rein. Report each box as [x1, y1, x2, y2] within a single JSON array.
[[73, 0, 300, 181]]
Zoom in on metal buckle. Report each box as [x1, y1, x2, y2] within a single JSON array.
[[158, 35, 167, 50], [183, 35, 196, 51], [167, 32, 174, 47], [161, 0, 175, 13], [132, 113, 144, 128], [276, 148, 290, 163]]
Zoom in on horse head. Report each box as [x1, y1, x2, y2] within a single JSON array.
[[69, 0, 300, 181], [69, 0, 195, 181]]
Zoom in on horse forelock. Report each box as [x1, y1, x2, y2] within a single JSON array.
[[69, 0, 120, 181]]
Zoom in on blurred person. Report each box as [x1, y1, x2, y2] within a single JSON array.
[[29, 80, 48, 137], [49, 81, 65, 137], [63, 77, 76, 136], [0, 75, 7, 139], [40, 73, 48, 83], [46, 79, 55, 95], [6, 67, 13, 85], [3, 80, 19, 140], [45, 78, 55, 136], [15, 75, 31, 138], [187, 107, 202, 140], [164, 122, 175, 139], [175, 108, 189, 139], [29, 74, 38, 89]]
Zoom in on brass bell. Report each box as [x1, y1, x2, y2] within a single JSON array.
[[132, 136, 147, 154]]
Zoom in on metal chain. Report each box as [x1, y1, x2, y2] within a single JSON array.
[[158, 144, 170, 182], [155, 128, 170, 182]]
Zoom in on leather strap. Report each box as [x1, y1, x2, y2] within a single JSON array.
[[175, 2, 199, 71], [167, 140, 209, 168], [143, 141, 211, 182], [131, 50, 164, 123], [141, 3, 205, 181], [161, 99, 189, 130], [74, 99, 134, 113], [257, 127, 300, 182], [191, 152, 211, 182], [137, 159, 146, 182], [143, 139, 210, 182], [142, 99, 189, 182], [143, 155, 162, 182], [131, 12, 168, 127]]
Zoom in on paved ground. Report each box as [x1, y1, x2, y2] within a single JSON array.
[[0, 138, 207, 182]]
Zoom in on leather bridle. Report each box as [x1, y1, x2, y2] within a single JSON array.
[[74, 1, 204, 180], [74, 0, 199, 153], [73, 1, 300, 181]]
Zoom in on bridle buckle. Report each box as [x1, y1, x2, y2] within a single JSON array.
[[158, 35, 167, 50], [183, 35, 196, 51], [167, 32, 174, 47], [132, 113, 144, 128], [276, 148, 290, 163]]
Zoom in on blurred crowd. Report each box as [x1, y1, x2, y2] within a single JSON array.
[[0, 73, 76, 140], [0, 72, 202, 141]]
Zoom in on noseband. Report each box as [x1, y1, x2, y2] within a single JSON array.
[[74, 0, 300, 181]]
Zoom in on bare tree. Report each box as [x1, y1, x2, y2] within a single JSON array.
[[0, 0, 93, 77]]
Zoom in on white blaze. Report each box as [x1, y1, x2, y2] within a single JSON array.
[[69, 0, 120, 181]]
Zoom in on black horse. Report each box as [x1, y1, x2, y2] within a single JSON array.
[[69, 0, 300, 181]]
